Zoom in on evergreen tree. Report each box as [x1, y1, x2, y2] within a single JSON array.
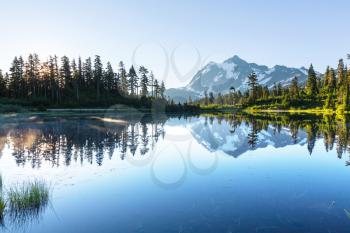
[[71, 59, 80, 101], [337, 59, 347, 106], [328, 68, 336, 93], [77, 57, 84, 87], [204, 90, 209, 105], [83, 57, 93, 88], [247, 72, 258, 102], [128, 66, 138, 96], [149, 71, 155, 97], [104, 62, 115, 92], [154, 79, 160, 98], [0, 70, 6, 97], [306, 64, 318, 98], [60, 56, 71, 91], [337, 59, 346, 87], [139, 66, 149, 97], [118, 61, 128, 96], [94, 55, 103, 101], [160, 81, 165, 98], [0, 54, 169, 108], [9, 57, 20, 98], [323, 66, 330, 88], [209, 92, 215, 104], [290, 76, 299, 99]]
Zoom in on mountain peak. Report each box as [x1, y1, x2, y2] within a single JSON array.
[[166, 55, 311, 103], [224, 55, 246, 64]]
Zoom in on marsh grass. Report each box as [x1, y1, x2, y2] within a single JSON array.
[[0, 175, 4, 223], [0, 174, 2, 192], [7, 180, 49, 213], [0, 196, 5, 219]]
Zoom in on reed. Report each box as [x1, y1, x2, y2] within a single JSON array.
[[7, 180, 49, 211]]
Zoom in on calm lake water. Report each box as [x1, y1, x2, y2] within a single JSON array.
[[1, 111, 350, 233]]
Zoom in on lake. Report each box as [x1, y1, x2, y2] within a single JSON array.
[[1, 111, 350, 233]]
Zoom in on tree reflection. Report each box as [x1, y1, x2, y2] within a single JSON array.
[[0, 114, 166, 168], [1, 113, 350, 167], [210, 112, 350, 163]]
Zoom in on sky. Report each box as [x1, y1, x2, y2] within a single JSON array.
[[0, 0, 349, 88]]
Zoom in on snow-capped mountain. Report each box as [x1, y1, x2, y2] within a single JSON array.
[[188, 117, 307, 157], [166, 55, 309, 102]]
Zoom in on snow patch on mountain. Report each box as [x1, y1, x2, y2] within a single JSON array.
[[166, 55, 314, 102]]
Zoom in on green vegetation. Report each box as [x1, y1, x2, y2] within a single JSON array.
[[0, 175, 4, 221], [0, 54, 193, 112], [201, 111, 350, 157], [0, 175, 50, 225], [0, 196, 4, 221], [195, 55, 350, 113], [7, 180, 49, 211]]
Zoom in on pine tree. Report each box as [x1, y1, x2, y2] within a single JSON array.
[[160, 81, 165, 98], [154, 79, 160, 98], [149, 71, 155, 97], [337, 59, 347, 106], [4, 73, 10, 97], [247, 72, 258, 102], [128, 66, 138, 96], [93, 55, 103, 101], [328, 68, 336, 93], [0, 70, 6, 97], [71, 59, 80, 101], [337, 59, 345, 87], [290, 76, 299, 100], [209, 92, 215, 104], [9, 57, 21, 98], [60, 56, 71, 91], [83, 57, 93, 88], [118, 61, 128, 96], [77, 57, 83, 87], [204, 90, 209, 105], [306, 64, 318, 98], [139, 66, 149, 97], [104, 62, 115, 92], [323, 66, 330, 88]]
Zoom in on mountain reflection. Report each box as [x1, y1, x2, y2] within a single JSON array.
[[1, 112, 350, 167], [196, 113, 350, 160]]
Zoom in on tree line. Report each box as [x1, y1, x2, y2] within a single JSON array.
[[0, 54, 167, 107], [197, 56, 350, 111]]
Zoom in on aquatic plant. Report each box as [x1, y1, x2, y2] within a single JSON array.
[[0, 196, 5, 220], [0, 174, 4, 223], [7, 180, 49, 211]]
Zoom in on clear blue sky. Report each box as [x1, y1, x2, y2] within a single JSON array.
[[0, 0, 349, 88]]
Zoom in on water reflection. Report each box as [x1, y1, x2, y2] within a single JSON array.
[[188, 113, 350, 162], [0, 113, 350, 167], [1, 112, 350, 232], [0, 114, 167, 168]]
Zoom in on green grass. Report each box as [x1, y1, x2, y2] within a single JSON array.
[[0, 174, 4, 221], [7, 180, 49, 211], [0, 196, 5, 220]]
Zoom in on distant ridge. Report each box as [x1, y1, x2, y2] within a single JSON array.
[[166, 55, 310, 102]]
